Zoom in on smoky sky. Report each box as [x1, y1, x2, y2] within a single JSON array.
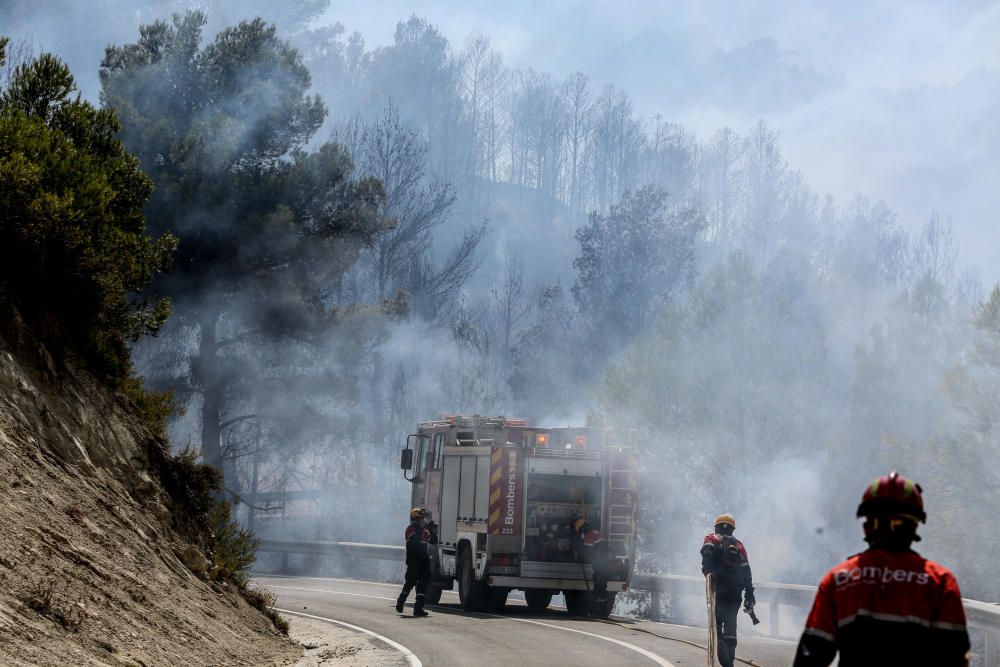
[[5, 1, 997, 281], [324, 0, 1000, 285]]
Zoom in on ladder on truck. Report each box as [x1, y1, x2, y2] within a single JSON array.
[[607, 458, 637, 558]]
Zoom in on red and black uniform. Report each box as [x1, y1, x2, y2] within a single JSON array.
[[701, 534, 755, 667], [396, 522, 432, 615], [579, 528, 611, 603], [794, 548, 970, 666]]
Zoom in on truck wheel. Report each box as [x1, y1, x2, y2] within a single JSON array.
[[458, 549, 485, 611], [591, 592, 617, 619], [425, 584, 443, 605], [564, 590, 589, 617], [524, 590, 552, 612], [486, 587, 508, 613]]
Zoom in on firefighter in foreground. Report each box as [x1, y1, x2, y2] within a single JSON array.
[[793, 471, 971, 666], [396, 507, 433, 617], [701, 514, 755, 667], [574, 518, 611, 615]]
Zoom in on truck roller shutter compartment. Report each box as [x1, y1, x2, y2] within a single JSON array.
[[459, 456, 477, 520], [441, 456, 461, 545], [475, 454, 491, 522]]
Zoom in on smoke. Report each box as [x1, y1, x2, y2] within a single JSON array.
[[6, 1, 1000, 605]]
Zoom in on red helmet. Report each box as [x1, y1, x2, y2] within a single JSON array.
[[856, 471, 925, 523]]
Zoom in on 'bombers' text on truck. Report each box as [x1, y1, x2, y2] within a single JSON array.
[[399, 415, 638, 618]]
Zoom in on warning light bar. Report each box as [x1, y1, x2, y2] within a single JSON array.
[[574, 435, 586, 449], [536, 434, 549, 448]]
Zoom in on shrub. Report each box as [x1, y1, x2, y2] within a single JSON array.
[[209, 500, 260, 589], [24, 577, 84, 630], [122, 374, 181, 439], [244, 586, 289, 634], [144, 442, 221, 541], [0, 38, 175, 384]]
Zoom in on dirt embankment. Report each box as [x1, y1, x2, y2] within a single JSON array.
[[0, 340, 302, 666]]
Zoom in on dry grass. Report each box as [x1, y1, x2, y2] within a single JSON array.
[[245, 586, 289, 635], [24, 577, 85, 630]]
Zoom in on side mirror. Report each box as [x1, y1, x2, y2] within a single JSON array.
[[402, 433, 419, 482]]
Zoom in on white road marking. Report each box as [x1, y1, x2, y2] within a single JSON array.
[[482, 612, 677, 667], [269, 584, 396, 601], [271, 584, 675, 666], [257, 573, 403, 589], [262, 578, 766, 638], [276, 607, 422, 667]]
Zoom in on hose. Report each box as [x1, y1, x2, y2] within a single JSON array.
[[591, 617, 764, 667]]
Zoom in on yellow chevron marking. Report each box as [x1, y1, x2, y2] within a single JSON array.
[[489, 509, 500, 526], [491, 468, 502, 485], [490, 489, 501, 505]]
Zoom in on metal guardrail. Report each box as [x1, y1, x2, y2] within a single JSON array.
[[258, 539, 404, 561], [257, 540, 1000, 664], [633, 572, 1000, 664], [633, 572, 815, 637]]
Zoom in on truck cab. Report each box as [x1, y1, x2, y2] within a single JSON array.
[[400, 415, 637, 618]]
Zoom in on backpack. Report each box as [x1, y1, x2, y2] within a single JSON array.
[[720, 535, 742, 569]]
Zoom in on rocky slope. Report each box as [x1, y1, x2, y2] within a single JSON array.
[[0, 338, 302, 666]]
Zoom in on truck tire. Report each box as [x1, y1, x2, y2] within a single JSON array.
[[591, 592, 617, 619], [458, 548, 485, 612], [524, 589, 552, 612], [486, 587, 508, 613], [425, 584, 443, 605], [564, 590, 588, 617]]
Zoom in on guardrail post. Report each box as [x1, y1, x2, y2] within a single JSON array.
[[650, 591, 661, 621], [986, 631, 996, 667], [770, 597, 780, 638]]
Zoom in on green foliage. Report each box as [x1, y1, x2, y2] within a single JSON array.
[[122, 374, 181, 438], [0, 41, 175, 381], [943, 285, 1000, 444], [99, 12, 387, 309], [572, 186, 702, 352], [208, 500, 260, 588], [146, 445, 222, 539], [598, 251, 832, 578], [142, 441, 265, 596], [972, 285, 1000, 370], [100, 13, 392, 473]]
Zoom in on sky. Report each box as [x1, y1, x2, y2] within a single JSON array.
[[323, 0, 1000, 285], [4, 0, 999, 282]]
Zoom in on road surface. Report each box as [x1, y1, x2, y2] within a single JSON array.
[[256, 575, 797, 666]]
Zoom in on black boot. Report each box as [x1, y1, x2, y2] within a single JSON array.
[[413, 594, 428, 617], [396, 591, 408, 613]]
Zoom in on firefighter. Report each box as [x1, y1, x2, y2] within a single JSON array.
[[396, 507, 431, 617], [793, 471, 970, 666], [573, 518, 611, 614], [701, 514, 755, 667]]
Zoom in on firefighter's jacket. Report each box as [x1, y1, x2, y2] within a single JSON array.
[[404, 524, 431, 566], [580, 529, 608, 560], [701, 533, 754, 604], [793, 548, 970, 667]]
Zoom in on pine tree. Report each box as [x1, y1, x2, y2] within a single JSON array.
[[100, 13, 390, 479], [0, 37, 174, 381]]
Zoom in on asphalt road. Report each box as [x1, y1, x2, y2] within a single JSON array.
[[256, 575, 797, 667]]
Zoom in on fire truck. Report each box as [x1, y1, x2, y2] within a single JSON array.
[[399, 415, 637, 618]]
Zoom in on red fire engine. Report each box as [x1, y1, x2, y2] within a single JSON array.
[[400, 415, 638, 617]]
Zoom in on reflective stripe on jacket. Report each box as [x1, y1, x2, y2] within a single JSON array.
[[793, 548, 970, 667]]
